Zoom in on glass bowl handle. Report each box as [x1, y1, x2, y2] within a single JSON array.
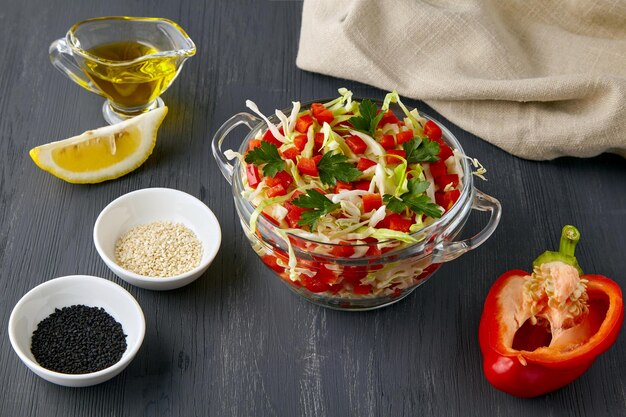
[[49, 38, 101, 95], [211, 112, 260, 184], [433, 189, 502, 263]]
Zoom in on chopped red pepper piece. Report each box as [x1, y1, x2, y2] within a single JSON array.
[[262, 129, 282, 147], [284, 200, 306, 228], [262, 213, 280, 226], [428, 159, 448, 178], [423, 120, 442, 141], [331, 242, 356, 258], [362, 193, 382, 213], [297, 157, 319, 176], [334, 181, 353, 193], [265, 171, 293, 189], [345, 135, 367, 154], [395, 130, 414, 145], [246, 164, 261, 189], [386, 149, 406, 165], [295, 115, 314, 133], [280, 146, 300, 162], [434, 174, 459, 190], [480, 226, 624, 398], [311, 103, 334, 125], [301, 264, 337, 292], [342, 265, 368, 284], [314, 132, 325, 150], [378, 109, 399, 127], [356, 157, 377, 171], [353, 180, 371, 191], [352, 284, 373, 295], [261, 255, 285, 274], [300, 274, 331, 293], [311, 103, 333, 120], [435, 189, 460, 211], [386, 213, 412, 232], [438, 143, 454, 160], [293, 134, 308, 151], [266, 184, 287, 198], [379, 134, 395, 150]]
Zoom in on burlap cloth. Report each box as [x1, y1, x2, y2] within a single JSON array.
[[296, 0, 626, 160]]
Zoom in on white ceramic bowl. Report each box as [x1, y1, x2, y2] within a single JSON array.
[[93, 187, 221, 290], [8, 275, 145, 387]]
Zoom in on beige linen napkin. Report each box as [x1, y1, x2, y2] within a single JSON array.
[[296, 0, 626, 160]]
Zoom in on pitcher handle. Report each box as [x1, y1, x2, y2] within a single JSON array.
[[211, 112, 260, 184], [49, 38, 101, 95], [432, 189, 502, 263]]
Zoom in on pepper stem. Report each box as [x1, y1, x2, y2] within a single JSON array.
[[558, 225, 580, 258], [531, 225, 583, 275]]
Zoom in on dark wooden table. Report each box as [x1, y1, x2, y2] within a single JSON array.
[[1, 1, 625, 416]]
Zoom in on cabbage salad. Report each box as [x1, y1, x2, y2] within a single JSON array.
[[228, 89, 485, 297]]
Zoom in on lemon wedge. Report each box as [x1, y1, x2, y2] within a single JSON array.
[[29, 107, 168, 184]]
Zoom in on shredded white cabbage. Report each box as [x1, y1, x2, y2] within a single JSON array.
[[224, 149, 243, 161], [246, 100, 286, 142], [348, 130, 385, 156], [369, 205, 387, 227]]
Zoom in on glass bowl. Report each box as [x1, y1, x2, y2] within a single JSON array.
[[212, 100, 501, 310]]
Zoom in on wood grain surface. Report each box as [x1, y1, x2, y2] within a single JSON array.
[[1, 1, 625, 416]]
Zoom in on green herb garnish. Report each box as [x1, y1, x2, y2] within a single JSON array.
[[349, 99, 384, 136], [244, 141, 285, 177], [292, 189, 340, 230], [317, 152, 362, 186], [383, 178, 442, 218], [403, 137, 440, 163]]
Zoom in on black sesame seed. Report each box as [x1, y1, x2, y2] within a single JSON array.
[[31, 305, 127, 374]]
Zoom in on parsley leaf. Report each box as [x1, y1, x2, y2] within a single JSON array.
[[402, 194, 443, 218], [383, 178, 442, 218], [383, 195, 406, 213], [292, 189, 340, 230], [244, 141, 285, 177], [403, 137, 440, 163], [406, 177, 430, 195], [349, 99, 385, 136], [317, 152, 362, 186]]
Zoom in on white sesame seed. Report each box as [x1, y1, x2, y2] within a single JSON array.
[[114, 221, 203, 277]]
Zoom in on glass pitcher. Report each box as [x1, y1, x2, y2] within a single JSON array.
[[50, 17, 196, 124]]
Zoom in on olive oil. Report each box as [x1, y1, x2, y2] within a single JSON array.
[[83, 41, 178, 108]]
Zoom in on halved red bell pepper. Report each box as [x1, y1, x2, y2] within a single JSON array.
[[479, 226, 623, 398]]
